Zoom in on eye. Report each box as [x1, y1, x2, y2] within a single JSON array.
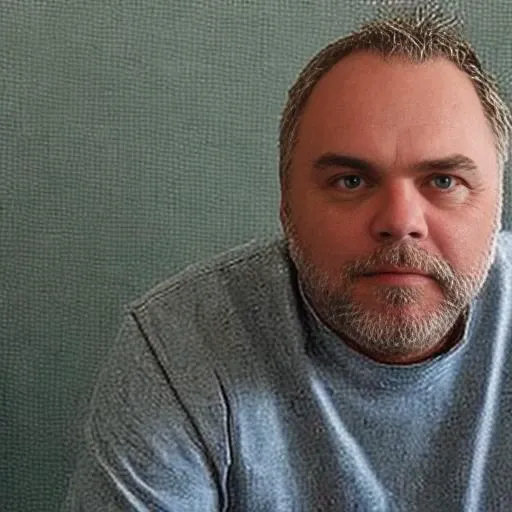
[[431, 175, 456, 190], [335, 174, 365, 190]]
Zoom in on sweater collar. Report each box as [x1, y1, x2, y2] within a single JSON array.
[[296, 275, 482, 390]]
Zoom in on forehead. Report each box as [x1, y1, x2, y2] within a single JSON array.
[[296, 51, 496, 170]]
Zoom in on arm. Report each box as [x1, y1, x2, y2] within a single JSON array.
[[62, 313, 227, 511]]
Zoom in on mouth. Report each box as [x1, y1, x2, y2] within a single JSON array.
[[362, 267, 430, 277], [359, 268, 432, 285]]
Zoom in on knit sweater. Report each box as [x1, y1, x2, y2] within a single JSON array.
[[63, 231, 512, 511]]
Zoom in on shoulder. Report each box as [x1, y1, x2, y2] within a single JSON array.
[[494, 230, 512, 274], [123, 233, 298, 361], [127, 233, 291, 316], [119, 232, 299, 394], [479, 230, 512, 308], [497, 230, 512, 257]]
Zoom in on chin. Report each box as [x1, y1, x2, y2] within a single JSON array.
[[355, 285, 445, 313]]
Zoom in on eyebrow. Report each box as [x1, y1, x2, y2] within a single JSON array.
[[312, 152, 479, 175]]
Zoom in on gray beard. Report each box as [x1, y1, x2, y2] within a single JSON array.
[[287, 237, 494, 360]]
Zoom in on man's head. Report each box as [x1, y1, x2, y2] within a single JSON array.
[[279, 9, 511, 364]]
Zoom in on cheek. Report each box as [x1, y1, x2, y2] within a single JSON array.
[[288, 202, 372, 269], [428, 207, 498, 275]]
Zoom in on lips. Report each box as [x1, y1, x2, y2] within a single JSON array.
[[362, 267, 430, 277], [358, 267, 434, 286]]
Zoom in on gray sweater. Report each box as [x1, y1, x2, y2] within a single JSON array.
[[63, 232, 512, 511]]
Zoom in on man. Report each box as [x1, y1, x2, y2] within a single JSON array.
[[64, 8, 512, 511]]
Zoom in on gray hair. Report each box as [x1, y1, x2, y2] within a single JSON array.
[[279, 7, 512, 190]]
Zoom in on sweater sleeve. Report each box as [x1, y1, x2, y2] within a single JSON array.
[[61, 312, 226, 512]]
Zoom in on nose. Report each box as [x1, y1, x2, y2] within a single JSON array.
[[369, 181, 428, 243]]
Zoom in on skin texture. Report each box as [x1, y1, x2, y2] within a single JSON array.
[[281, 51, 501, 364]]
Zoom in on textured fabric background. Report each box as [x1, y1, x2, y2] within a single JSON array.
[[1, 1, 510, 510]]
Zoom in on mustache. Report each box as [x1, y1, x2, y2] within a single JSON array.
[[342, 242, 457, 287]]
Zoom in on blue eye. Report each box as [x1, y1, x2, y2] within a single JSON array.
[[432, 175, 454, 189], [340, 175, 363, 189]]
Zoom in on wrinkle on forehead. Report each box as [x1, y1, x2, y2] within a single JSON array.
[[296, 51, 497, 177]]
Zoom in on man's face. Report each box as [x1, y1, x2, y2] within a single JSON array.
[[281, 52, 501, 363]]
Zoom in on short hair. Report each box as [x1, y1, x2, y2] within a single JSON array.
[[279, 6, 512, 190]]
